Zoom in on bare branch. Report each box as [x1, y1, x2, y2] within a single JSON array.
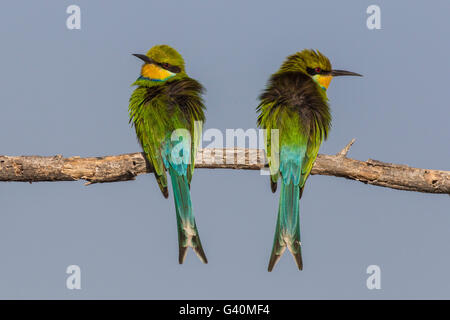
[[0, 143, 449, 194], [336, 138, 356, 158]]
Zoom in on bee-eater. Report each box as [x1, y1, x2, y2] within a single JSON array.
[[257, 49, 361, 271], [129, 45, 207, 264]]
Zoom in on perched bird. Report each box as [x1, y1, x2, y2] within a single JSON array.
[[257, 49, 361, 271], [129, 45, 207, 264]]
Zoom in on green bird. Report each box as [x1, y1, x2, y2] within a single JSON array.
[[257, 49, 361, 271], [129, 45, 207, 264]]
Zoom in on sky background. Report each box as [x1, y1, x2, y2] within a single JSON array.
[[0, 0, 449, 299]]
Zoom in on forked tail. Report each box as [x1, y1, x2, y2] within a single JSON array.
[[268, 180, 303, 271], [169, 166, 207, 264]]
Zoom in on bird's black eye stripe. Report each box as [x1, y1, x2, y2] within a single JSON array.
[[158, 62, 181, 74], [306, 67, 329, 75]]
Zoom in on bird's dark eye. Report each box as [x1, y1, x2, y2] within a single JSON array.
[[161, 62, 181, 74], [306, 67, 323, 75]]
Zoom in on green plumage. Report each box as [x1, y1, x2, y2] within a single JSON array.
[[257, 49, 361, 271], [128, 45, 207, 264], [257, 50, 332, 271]]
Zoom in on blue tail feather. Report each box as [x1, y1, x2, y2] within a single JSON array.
[[168, 164, 207, 264], [268, 146, 305, 271], [268, 179, 303, 271]]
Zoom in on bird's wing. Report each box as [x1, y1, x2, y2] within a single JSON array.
[[257, 101, 282, 189], [299, 119, 323, 190], [165, 78, 206, 185], [129, 88, 169, 197], [187, 117, 202, 185], [142, 115, 169, 197]]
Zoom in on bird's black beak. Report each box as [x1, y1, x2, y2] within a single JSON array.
[[132, 53, 154, 64], [330, 69, 363, 77]]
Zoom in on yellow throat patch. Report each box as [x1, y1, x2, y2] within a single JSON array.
[[141, 64, 175, 81], [314, 75, 333, 90]]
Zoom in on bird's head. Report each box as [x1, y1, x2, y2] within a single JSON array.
[[133, 45, 186, 82], [279, 49, 362, 91]]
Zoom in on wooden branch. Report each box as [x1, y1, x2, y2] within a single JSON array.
[[0, 140, 449, 194]]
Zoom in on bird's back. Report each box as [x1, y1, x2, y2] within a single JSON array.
[[129, 77, 205, 180], [257, 71, 330, 185]]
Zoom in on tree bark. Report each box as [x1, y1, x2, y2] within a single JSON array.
[[0, 140, 449, 194]]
